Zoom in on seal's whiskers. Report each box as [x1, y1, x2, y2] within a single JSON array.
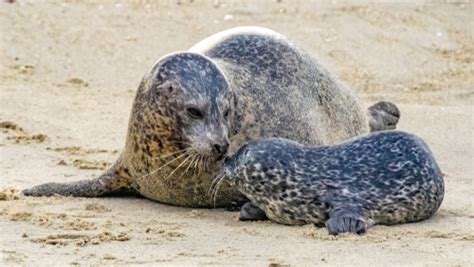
[[173, 154, 199, 183], [125, 149, 184, 178], [209, 173, 225, 207], [164, 154, 193, 181], [208, 173, 222, 195], [194, 155, 203, 175], [152, 149, 189, 160], [140, 151, 190, 180], [212, 177, 226, 207]]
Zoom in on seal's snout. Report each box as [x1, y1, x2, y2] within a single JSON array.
[[222, 156, 238, 185], [223, 155, 235, 174], [224, 152, 246, 178], [213, 141, 229, 160]]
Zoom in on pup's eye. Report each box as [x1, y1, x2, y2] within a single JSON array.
[[224, 109, 230, 119], [187, 108, 204, 119]]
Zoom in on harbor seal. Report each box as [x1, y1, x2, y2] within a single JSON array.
[[219, 131, 444, 235], [22, 27, 400, 208]]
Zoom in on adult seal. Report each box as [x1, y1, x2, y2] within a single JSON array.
[[23, 27, 400, 208], [220, 131, 444, 235]]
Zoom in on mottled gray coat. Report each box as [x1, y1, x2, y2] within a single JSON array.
[[23, 27, 398, 208], [223, 131, 444, 234]]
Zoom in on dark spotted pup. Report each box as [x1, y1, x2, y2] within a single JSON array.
[[220, 131, 444, 235]]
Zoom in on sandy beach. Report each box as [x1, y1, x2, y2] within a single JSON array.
[[1, 0, 473, 266]]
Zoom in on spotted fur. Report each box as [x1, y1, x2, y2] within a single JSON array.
[[23, 27, 398, 208], [224, 131, 444, 234]]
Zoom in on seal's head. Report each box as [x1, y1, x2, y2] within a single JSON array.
[[132, 52, 236, 166], [222, 138, 303, 188], [222, 143, 252, 186], [222, 156, 238, 185]]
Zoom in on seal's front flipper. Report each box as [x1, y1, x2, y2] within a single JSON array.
[[325, 206, 368, 235], [22, 164, 131, 197], [239, 202, 268, 221], [367, 101, 400, 132]]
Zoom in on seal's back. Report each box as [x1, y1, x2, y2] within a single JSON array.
[[191, 27, 369, 151]]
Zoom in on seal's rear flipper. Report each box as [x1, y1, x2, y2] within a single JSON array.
[[22, 165, 131, 198], [326, 216, 367, 235], [367, 101, 400, 132], [239, 202, 268, 221], [325, 206, 368, 235]]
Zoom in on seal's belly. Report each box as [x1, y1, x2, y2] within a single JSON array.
[[250, 196, 327, 226]]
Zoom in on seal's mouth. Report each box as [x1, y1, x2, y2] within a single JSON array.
[[216, 154, 226, 161]]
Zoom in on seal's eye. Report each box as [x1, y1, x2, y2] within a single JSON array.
[[187, 108, 204, 119], [223, 109, 230, 119]]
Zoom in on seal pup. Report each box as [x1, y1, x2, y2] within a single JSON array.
[[23, 27, 399, 208], [220, 131, 444, 235]]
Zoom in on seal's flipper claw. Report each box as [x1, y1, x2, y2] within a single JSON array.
[[239, 202, 268, 221], [325, 202, 368, 235], [326, 215, 367, 235], [367, 101, 400, 132]]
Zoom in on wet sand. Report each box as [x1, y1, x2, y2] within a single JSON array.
[[1, 1, 473, 266]]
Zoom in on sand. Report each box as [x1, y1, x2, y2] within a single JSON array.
[[1, 0, 473, 266]]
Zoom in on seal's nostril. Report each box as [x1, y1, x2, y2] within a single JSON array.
[[213, 143, 229, 156]]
